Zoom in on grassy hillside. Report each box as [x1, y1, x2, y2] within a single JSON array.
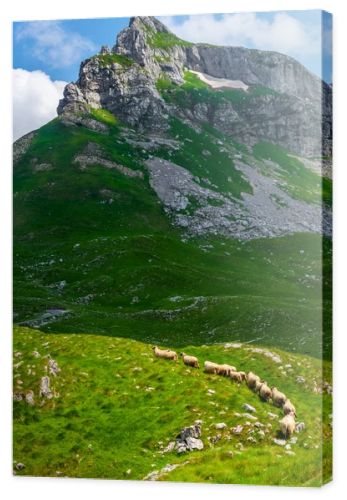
[[13, 326, 332, 485], [13, 116, 332, 359]]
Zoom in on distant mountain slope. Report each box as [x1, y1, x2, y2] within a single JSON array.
[[13, 16, 332, 358]]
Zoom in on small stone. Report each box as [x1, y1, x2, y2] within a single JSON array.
[[247, 436, 257, 444], [16, 463, 25, 471], [254, 421, 263, 428], [186, 437, 204, 451], [273, 438, 286, 446], [242, 413, 257, 420], [176, 445, 187, 454], [295, 422, 306, 433], [296, 376, 306, 384], [285, 450, 296, 456], [215, 422, 227, 430], [25, 390, 35, 406], [207, 389, 216, 395], [267, 412, 277, 419], [210, 434, 221, 444], [40, 376, 53, 399], [289, 436, 298, 444], [162, 441, 175, 453], [13, 392, 23, 402], [232, 425, 243, 435], [243, 403, 256, 413]]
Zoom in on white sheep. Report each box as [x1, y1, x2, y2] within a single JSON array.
[[283, 399, 296, 416], [229, 371, 243, 383], [219, 363, 237, 376], [152, 346, 178, 361], [259, 382, 272, 401], [271, 387, 287, 407], [246, 371, 261, 389], [180, 352, 199, 368], [204, 361, 220, 374], [280, 412, 296, 438], [254, 379, 263, 392]]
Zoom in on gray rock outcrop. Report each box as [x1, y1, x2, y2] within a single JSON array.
[[175, 423, 204, 453], [57, 16, 332, 158]]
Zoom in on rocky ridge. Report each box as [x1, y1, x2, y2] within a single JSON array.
[[57, 16, 332, 158]]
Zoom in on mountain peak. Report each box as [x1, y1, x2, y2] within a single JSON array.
[[57, 16, 331, 157], [128, 16, 171, 34]]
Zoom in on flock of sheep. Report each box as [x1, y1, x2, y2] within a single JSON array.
[[152, 346, 297, 439]]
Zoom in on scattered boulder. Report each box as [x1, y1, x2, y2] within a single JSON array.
[[175, 423, 204, 453], [273, 438, 286, 446], [296, 376, 306, 384], [13, 392, 23, 402], [143, 461, 188, 480], [247, 436, 257, 444], [39, 376, 53, 399], [295, 422, 306, 433], [48, 358, 61, 377], [242, 413, 257, 421], [162, 441, 175, 454], [215, 422, 227, 430], [254, 421, 264, 428], [243, 403, 256, 413], [232, 425, 243, 435], [25, 390, 35, 406], [209, 434, 222, 445]]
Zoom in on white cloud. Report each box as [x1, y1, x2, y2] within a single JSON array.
[[13, 69, 67, 141], [16, 21, 96, 68], [160, 13, 321, 59]]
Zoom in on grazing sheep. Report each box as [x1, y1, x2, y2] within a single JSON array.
[[180, 352, 199, 368], [229, 371, 243, 383], [246, 372, 261, 389], [204, 361, 220, 374], [280, 412, 296, 438], [238, 371, 247, 381], [152, 346, 178, 361], [272, 387, 287, 407], [219, 364, 237, 376], [254, 379, 263, 393], [283, 399, 296, 416], [259, 382, 272, 401]]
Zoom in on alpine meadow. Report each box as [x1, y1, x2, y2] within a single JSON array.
[[13, 15, 332, 486]]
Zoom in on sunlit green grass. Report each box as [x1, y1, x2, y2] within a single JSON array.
[[13, 326, 332, 485]]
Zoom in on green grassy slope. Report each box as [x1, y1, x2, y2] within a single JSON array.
[[13, 326, 332, 485], [13, 113, 332, 359]]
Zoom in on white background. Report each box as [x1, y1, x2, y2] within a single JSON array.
[[1, 0, 346, 498]]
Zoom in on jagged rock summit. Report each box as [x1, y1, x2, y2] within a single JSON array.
[[58, 16, 332, 157]]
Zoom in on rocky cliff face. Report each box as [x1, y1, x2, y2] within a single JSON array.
[[58, 16, 332, 158]]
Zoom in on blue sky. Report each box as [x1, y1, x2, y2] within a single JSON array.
[[13, 11, 332, 84]]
